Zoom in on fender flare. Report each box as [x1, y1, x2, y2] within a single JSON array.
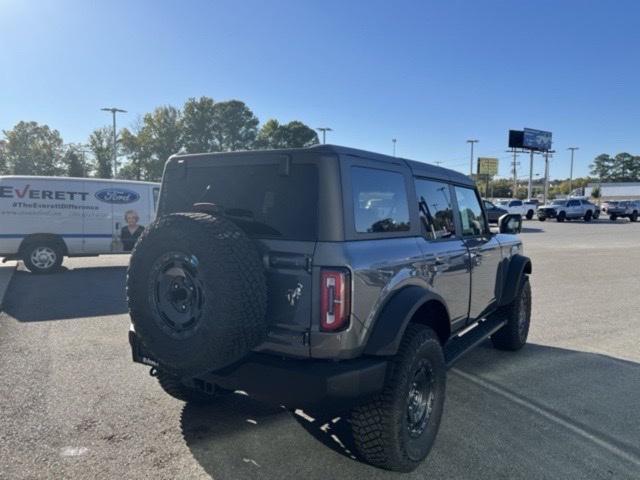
[[364, 286, 450, 356], [498, 254, 532, 307]]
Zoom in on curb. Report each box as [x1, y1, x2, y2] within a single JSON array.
[[0, 261, 17, 310]]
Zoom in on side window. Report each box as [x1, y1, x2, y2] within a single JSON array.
[[415, 179, 456, 240], [567, 200, 578, 207], [351, 167, 410, 233], [454, 186, 488, 236], [511, 200, 522, 207]]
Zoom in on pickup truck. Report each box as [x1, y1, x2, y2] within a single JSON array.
[[495, 199, 537, 220], [537, 198, 600, 222]]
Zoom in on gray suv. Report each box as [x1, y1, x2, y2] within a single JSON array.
[[127, 145, 532, 472]]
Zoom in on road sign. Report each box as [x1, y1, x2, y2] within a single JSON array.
[[477, 157, 499, 176], [523, 128, 552, 151]]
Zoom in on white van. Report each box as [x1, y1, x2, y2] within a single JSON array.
[[0, 175, 160, 273]]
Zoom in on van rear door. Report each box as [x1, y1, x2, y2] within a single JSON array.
[[161, 153, 319, 357]]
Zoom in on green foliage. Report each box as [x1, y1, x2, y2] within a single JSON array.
[[256, 119, 319, 149], [590, 153, 640, 181], [2, 121, 64, 175], [591, 186, 601, 199], [181, 96, 219, 153], [211, 100, 259, 151], [89, 127, 114, 179], [63, 147, 88, 177]]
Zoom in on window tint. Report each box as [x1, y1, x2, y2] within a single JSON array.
[[454, 186, 487, 236], [351, 167, 410, 233], [171, 163, 318, 240], [567, 200, 579, 207], [415, 179, 456, 239], [511, 200, 522, 206]]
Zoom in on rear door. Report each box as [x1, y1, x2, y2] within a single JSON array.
[[414, 178, 471, 329], [453, 185, 503, 321], [164, 153, 318, 357]]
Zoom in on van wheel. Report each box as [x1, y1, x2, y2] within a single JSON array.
[[22, 241, 64, 274], [491, 277, 531, 351], [350, 325, 446, 472]]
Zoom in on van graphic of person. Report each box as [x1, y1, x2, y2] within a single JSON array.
[[120, 210, 144, 252]]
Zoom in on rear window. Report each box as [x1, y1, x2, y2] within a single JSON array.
[[351, 167, 410, 233], [166, 162, 318, 240]]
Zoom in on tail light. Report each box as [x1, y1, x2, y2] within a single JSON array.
[[320, 268, 351, 332]]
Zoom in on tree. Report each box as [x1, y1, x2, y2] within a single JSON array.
[[211, 100, 258, 151], [590, 154, 613, 181], [63, 148, 87, 177], [0, 140, 7, 174], [256, 119, 319, 149], [2, 121, 64, 175], [89, 127, 114, 179], [181, 96, 218, 153], [120, 106, 182, 181]]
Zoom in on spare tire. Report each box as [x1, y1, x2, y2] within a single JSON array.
[[127, 212, 267, 376]]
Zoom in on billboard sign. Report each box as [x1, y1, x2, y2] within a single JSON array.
[[523, 128, 552, 151], [477, 157, 499, 176], [508, 130, 524, 149]]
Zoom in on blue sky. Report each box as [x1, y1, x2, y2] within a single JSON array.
[[2, 0, 639, 179]]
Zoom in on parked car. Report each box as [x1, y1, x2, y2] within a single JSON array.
[[606, 200, 639, 222], [601, 200, 619, 214], [0, 175, 160, 273], [127, 145, 532, 472], [495, 199, 535, 219], [537, 198, 600, 222], [483, 199, 509, 223]]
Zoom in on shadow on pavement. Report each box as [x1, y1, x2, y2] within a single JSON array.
[[2, 266, 128, 321], [180, 342, 640, 480], [520, 227, 544, 233]]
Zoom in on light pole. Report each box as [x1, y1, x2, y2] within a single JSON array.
[[466, 139, 478, 176], [543, 150, 555, 204], [316, 127, 332, 145], [101, 107, 127, 177], [567, 147, 579, 195], [392, 138, 397, 157]]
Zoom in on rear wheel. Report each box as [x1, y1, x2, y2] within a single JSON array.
[[526, 209, 534, 220], [22, 240, 64, 274], [350, 325, 446, 472], [538, 216, 546, 222]]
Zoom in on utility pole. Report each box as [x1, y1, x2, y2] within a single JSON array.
[[316, 127, 332, 145], [543, 150, 555, 204], [466, 139, 478, 176], [528, 150, 535, 200], [392, 138, 397, 157], [101, 107, 127, 177], [567, 147, 579, 196], [507, 149, 520, 198]]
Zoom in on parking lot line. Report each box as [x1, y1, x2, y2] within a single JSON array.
[[451, 368, 640, 469]]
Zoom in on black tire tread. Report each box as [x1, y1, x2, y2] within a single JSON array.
[[491, 277, 531, 351]]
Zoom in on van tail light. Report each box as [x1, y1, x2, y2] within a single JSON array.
[[320, 268, 351, 332]]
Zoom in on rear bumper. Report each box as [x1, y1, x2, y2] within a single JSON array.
[[129, 327, 388, 408]]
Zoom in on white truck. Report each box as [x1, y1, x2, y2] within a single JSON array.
[[0, 176, 160, 273], [495, 199, 537, 220]]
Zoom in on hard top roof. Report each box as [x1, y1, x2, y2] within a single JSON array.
[[171, 144, 474, 187]]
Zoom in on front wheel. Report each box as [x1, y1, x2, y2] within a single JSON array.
[[584, 210, 592, 222], [491, 277, 531, 351], [610, 214, 617, 221], [22, 241, 64, 274], [631, 211, 638, 222], [556, 211, 566, 222], [526, 209, 534, 220], [350, 325, 446, 472]]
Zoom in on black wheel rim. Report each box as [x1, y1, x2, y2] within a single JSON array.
[[517, 287, 530, 342], [406, 359, 435, 438], [148, 251, 204, 339]]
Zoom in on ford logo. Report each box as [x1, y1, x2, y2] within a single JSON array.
[[95, 188, 140, 204]]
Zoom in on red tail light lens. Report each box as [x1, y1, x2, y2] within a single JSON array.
[[320, 269, 351, 332]]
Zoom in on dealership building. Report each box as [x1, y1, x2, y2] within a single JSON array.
[[584, 182, 640, 200]]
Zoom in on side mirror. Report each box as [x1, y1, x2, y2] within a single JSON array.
[[498, 213, 522, 234]]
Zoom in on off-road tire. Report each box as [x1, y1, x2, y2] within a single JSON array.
[[584, 210, 592, 222], [22, 239, 64, 274], [350, 325, 446, 472], [127, 212, 267, 376], [156, 370, 229, 404], [491, 277, 531, 351], [556, 211, 566, 222], [526, 209, 534, 220]]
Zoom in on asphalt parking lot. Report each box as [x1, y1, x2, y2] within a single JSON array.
[[1, 219, 639, 480]]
